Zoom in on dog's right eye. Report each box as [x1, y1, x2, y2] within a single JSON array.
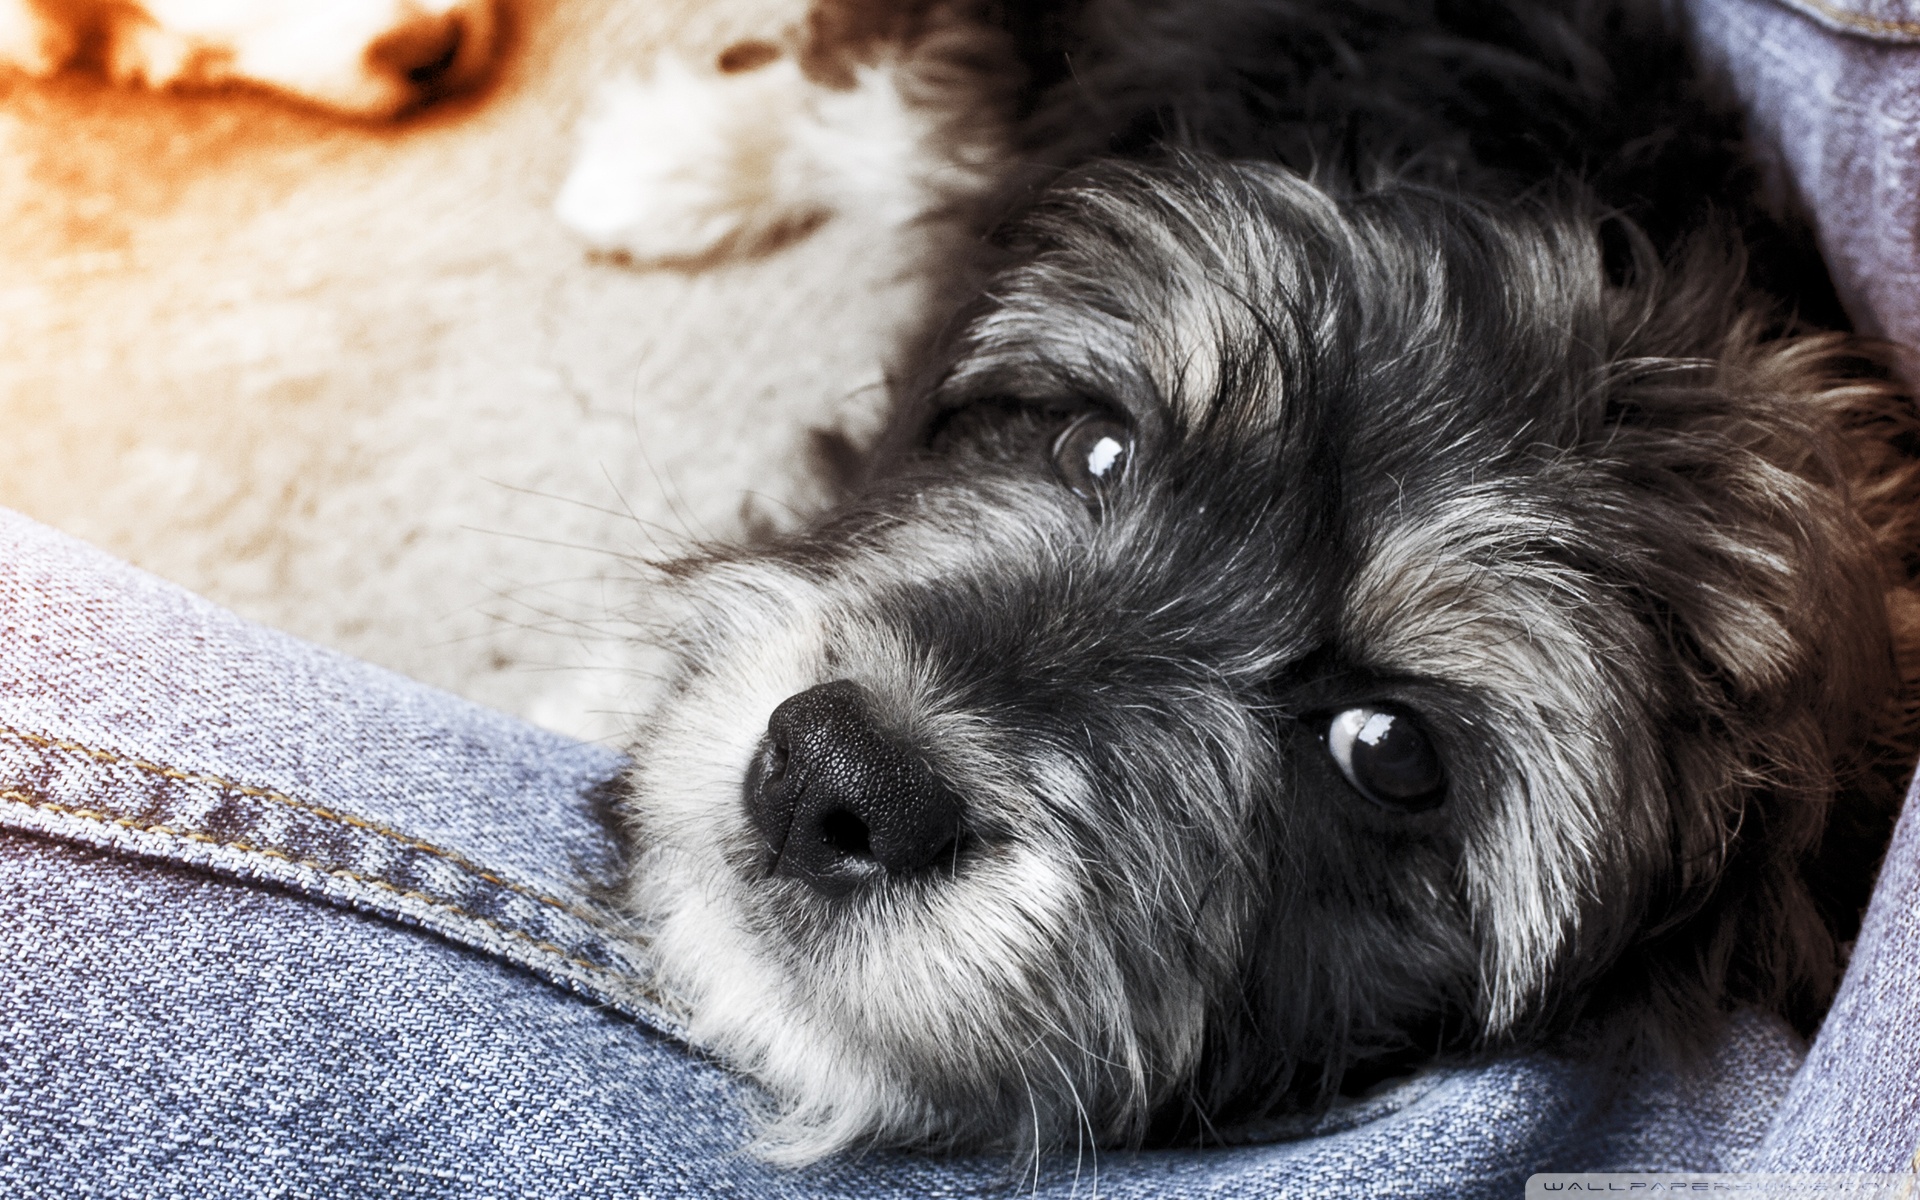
[[1051, 413, 1133, 506], [1324, 705, 1446, 812]]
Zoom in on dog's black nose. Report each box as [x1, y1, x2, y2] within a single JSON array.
[[745, 680, 963, 898]]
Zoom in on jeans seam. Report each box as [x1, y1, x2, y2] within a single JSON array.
[[0, 785, 637, 989], [0, 724, 611, 930], [1771, 0, 1920, 37]]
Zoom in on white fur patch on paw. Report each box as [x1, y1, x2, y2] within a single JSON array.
[[554, 49, 998, 266], [0, 0, 495, 116]]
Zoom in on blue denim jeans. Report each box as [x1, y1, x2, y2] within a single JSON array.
[[0, 488, 1914, 1195]]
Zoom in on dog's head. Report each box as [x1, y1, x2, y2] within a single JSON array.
[[624, 158, 1892, 1160]]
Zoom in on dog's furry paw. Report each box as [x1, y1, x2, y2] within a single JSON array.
[[553, 41, 1001, 267], [0, 0, 495, 116]]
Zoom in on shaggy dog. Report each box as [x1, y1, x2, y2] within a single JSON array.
[[620, 0, 1920, 1162]]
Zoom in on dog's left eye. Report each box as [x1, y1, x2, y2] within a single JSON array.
[[1051, 413, 1133, 505], [1325, 705, 1446, 812]]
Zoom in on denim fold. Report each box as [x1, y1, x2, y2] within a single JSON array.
[[0, 496, 1888, 1194]]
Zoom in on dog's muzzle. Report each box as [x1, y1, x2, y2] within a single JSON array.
[[745, 681, 965, 899]]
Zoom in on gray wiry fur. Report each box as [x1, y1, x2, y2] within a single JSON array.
[[620, 0, 1920, 1164]]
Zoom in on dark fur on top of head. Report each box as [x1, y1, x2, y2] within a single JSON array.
[[619, 0, 1920, 1162]]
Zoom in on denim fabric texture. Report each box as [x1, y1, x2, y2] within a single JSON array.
[[0, 481, 1905, 1197], [1681, 0, 1920, 353], [1758, 775, 1920, 1171]]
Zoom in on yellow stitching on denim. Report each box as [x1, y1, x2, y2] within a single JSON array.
[[0, 725, 611, 930], [1778, 0, 1920, 36], [0, 787, 654, 996]]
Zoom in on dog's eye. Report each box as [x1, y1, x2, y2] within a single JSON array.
[[1051, 413, 1132, 505], [1325, 705, 1445, 812]]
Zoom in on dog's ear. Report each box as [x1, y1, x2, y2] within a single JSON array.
[[1576, 267, 1915, 1043]]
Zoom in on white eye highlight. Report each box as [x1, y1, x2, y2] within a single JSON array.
[[1325, 704, 1446, 812], [1086, 435, 1124, 478], [1051, 413, 1133, 506]]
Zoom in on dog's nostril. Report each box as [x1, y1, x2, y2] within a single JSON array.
[[371, 13, 463, 82], [818, 809, 873, 860], [405, 23, 465, 85], [747, 680, 965, 898], [762, 739, 790, 786], [367, 3, 496, 102]]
